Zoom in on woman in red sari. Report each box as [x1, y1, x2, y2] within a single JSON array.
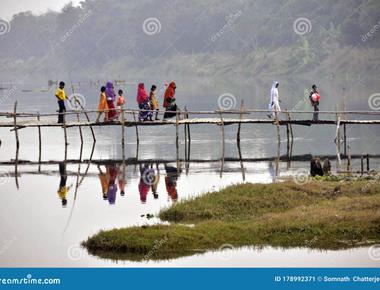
[[163, 81, 177, 119]]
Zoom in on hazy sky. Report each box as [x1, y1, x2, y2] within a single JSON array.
[[0, 0, 81, 20]]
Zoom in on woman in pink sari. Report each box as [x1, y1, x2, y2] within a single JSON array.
[[105, 82, 117, 121]]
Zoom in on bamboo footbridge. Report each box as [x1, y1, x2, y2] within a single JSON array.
[[1, 100, 380, 166]]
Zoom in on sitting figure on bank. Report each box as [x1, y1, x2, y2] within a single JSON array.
[[310, 157, 324, 177]]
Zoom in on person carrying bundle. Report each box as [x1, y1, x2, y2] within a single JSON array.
[[309, 84, 320, 121]]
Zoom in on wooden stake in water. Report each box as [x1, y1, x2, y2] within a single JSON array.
[[237, 100, 244, 144], [13, 101, 19, 189], [220, 112, 225, 177], [121, 107, 126, 162], [37, 112, 42, 172]]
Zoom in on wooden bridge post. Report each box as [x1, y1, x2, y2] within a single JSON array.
[[361, 155, 364, 176], [74, 103, 84, 162], [132, 111, 139, 160], [237, 100, 244, 144], [121, 107, 126, 162], [37, 112, 42, 172], [176, 110, 180, 169], [367, 154, 370, 173], [274, 110, 280, 177], [220, 111, 225, 177], [71, 86, 96, 143], [13, 101, 19, 189], [343, 124, 347, 158], [335, 114, 342, 169], [285, 110, 290, 159]]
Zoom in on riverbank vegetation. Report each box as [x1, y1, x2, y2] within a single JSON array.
[[83, 177, 380, 261]]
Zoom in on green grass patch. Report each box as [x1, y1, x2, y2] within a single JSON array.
[[83, 179, 380, 261]]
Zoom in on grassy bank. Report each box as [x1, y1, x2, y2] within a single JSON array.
[[83, 178, 380, 261]]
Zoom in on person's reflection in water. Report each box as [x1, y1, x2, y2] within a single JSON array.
[[268, 161, 276, 183], [97, 165, 109, 200], [58, 162, 72, 208], [151, 163, 160, 199], [164, 164, 179, 202], [118, 164, 126, 196], [106, 163, 118, 205], [139, 163, 151, 204]]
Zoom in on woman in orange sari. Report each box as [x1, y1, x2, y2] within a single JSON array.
[[163, 81, 178, 119], [96, 86, 108, 122]]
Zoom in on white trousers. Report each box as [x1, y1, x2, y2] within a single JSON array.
[[269, 100, 281, 117]]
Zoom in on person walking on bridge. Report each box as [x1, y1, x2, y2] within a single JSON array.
[[267, 81, 281, 119], [55, 81, 67, 124], [309, 84, 320, 121]]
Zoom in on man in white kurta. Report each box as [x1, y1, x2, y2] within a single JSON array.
[[268, 81, 281, 118]]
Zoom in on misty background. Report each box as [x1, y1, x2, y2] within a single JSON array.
[[0, 0, 379, 112]]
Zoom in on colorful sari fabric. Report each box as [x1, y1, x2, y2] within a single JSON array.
[[105, 82, 117, 120], [163, 81, 177, 119], [150, 91, 159, 110], [98, 92, 108, 111], [136, 83, 152, 121], [107, 164, 118, 204]]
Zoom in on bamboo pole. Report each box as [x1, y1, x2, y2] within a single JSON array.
[[71, 88, 96, 143], [63, 119, 68, 161], [347, 145, 352, 174], [74, 101, 84, 161], [121, 107, 126, 162], [184, 107, 188, 161], [367, 154, 370, 172], [237, 100, 244, 144], [4, 108, 380, 118], [343, 124, 347, 157], [13, 101, 19, 189], [220, 112, 225, 178], [274, 110, 280, 177], [176, 110, 180, 169], [37, 112, 42, 172], [285, 111, 290, 159], [360, 155, 364, 176], [334, 115, 341, 168], [132, 111, 139, 162]]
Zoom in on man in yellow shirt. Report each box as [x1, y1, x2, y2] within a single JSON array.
[[55, 81, 67, 123]]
